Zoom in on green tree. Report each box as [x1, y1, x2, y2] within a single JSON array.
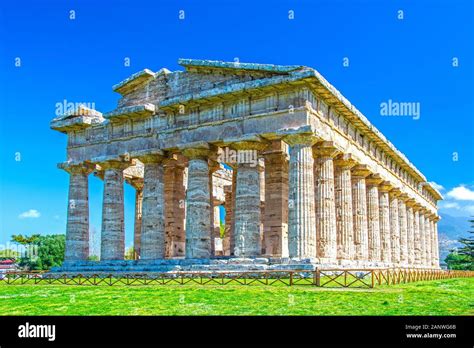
[[0, 249, 20, 260], [444, 218, 474, 270], [11, 234, 65, 270]]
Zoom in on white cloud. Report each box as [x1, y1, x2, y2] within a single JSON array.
[[446, 185, 474, 201], [18, 209, 41, 219], [439, 202, 460, 210], [429, 181, 444, 191]]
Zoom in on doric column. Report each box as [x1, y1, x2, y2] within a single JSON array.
[[389, 188, 401, 266], [230, 139, 267, 257], [378, 182, 392, 264], [413, 205, 422, 266], [126, 177, 143, 260], [334, 154, 356, 262], [351, 165, 371, 262], [135, 151, 166, 260], [262, 140, 289, 257], [405, 199, 416, 266], [313, 141, 340, 261], [424, 212, 432, 268], [209, 160, 221, 256], [223, 185, 233, 256], [398, 194, 409, 267], [98, 158, 132, 260], [163, 155, 186, 258], [59, 161, 95, 261], [229, 166, 237, 255], [366, 174, 383, 263], [182, 144, 214, 259], [432, 216, 440, 268], [418, 208, 426, 266], [283, 133, 318, 259]]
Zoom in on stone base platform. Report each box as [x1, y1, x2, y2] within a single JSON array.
[[50, 258, 430, 274]]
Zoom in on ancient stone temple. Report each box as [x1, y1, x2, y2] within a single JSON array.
[[51, 59, 442, 272]]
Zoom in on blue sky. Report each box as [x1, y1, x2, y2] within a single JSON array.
[[0, 0, 473, 251]]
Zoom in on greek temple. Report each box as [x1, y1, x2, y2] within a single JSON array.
[[50, 59, 442, 272]]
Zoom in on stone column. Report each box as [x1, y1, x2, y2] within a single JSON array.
[[126, 178, 144, 260], [333, 154, 356, 262], [424, 213, 432, 268], [398, 194, 409, 267], [378, 182, 392, 264], [418, 208, 426, 267], [164, 156, 186, 258], [182, 145, 214, 259], [366, 174, 383, 263], [228, 166, 237, 255], [60, 161, 95, 261], [389, 188, 401, 266], [262, 141, 289, 257], [209, 160, 221, 256], [134, 188, 143, 259], [99, 159, 131, 261], [136, 152, 166, 260], [413, 205, 422, 266], [230, 140, 267, 257], [405, 199, 416, 266], [284, 133, 318, 259], [313, 141, 339, 262], [223, 184, 233, 256], [432, 216, 440, 268], [351, 165, 371, 262]]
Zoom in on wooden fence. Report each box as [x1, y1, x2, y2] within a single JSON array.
[[1, 268, 472, 288]]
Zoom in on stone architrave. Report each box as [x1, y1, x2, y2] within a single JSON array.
[[134, 151, 166, 259], [182, 144, 215, 259], [389, 188, 401, 265], [398, 194, 409, 266], [97, 158, 132, 260], [60, 161, 96, 261], [378, 182, 392, 264], [365, 174, 383, 263], [283, 133, 318, 259], [262, 141, 289, 257], [229, 138, 268, 257], [405, 199, 416, 266], [313, 141, 339, 261], [333, 154, 356, 262], [351, 165, 371, 262]]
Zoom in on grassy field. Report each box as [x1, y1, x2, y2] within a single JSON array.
[[0, 278, 473, 315]]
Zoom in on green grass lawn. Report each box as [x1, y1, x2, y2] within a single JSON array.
[[0, 278, 473, 316]]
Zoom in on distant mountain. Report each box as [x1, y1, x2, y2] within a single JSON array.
[[438, 214, 471, 264]]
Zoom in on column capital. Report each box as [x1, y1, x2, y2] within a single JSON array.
[[125, 177, 144, 191], [365, 173, 383, 187], [378, 181, 394, 193], [180, 141, 216, 160], [92, 154, 133, 171], [398, 193, 409, 202], [351, 164, 371, 178], [130, 149, 165, 164], [312, 141, 341, 158], [58, 161, 96, 175], [389, 187, 402, 198], [334, 153, 357, 169], [226, 134, 269, 152], [283, 132, 319, 147], [405, 198, 417, 207]]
